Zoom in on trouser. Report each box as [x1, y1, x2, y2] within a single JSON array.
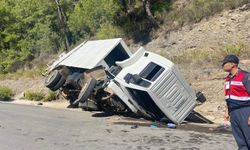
[[230, 107, 250, 150]]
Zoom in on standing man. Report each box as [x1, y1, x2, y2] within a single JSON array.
[[222, 54, 250, 149]]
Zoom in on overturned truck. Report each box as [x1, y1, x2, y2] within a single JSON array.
[[44, 38, 206, 124]]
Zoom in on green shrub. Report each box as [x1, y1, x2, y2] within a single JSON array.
[[225, 0, 249, 9], [24, 90, 45, 101], [152, 1, 172, 14], [162, 0, 249, 31], [222, 42, 246, 56], [0, 86, 15, 101], [96, 23, 124, 39], [169, 49, 210, 65], [68, 0, 121, 41], [44, 91, 59, 102]]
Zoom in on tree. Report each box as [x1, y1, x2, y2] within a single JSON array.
[[68, 0, 122, 41], [55, 0, 71, 52], [142, 0, 158, 27], [0, 0, 65, 72], [0, 0, 172, 73], [120, 0, 128, 13]]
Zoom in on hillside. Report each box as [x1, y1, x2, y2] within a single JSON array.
[[146, 4, 250, 56]]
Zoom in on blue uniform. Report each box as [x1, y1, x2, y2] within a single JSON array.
[[227, 70, 250, 149]]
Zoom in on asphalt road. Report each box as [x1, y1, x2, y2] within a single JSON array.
[[0, 102, 237, 150]]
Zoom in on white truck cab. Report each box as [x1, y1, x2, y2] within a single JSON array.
[[110, 47, 198, 123]]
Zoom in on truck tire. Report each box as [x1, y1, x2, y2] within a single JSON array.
[[50, 76, 66, 91], [45, 70, 61, 88], [73, 78, 96, 105]]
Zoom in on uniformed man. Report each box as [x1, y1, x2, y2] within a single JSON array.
[[222, 54, 250, 149]]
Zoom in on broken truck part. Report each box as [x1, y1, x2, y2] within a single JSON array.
[[44, 38, 206, 124]]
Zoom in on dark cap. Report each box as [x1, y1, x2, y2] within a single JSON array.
[[222, 54, 239, 66]]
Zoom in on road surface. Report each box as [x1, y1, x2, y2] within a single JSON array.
[[0, 102, 237, 150]]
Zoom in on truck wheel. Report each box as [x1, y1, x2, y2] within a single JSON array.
[[73, 78, 96, 105], [45, 70, 61, 88], [50, 76, 66, 91]]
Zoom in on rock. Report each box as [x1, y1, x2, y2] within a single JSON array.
[[217, 105, 224, 111], [230, 17, 237, 21], [131, 125, 138, 129], [220, 21, 226, 25], [239, 4, 250, 11], [37, 102, 43, 106], [171, 41, 176, 45]]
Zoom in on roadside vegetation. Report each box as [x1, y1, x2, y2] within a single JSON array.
[[161, 0, 250, 30], [162, 42, 249, 67], [23, 90, 59, 102], [0, 86, 15, 101], [43, 91, 59, 102], [0, 0, 249, 76], [24, 90, 45, 101]]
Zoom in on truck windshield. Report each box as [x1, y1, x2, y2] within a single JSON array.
[[139, 62, 164, 81]]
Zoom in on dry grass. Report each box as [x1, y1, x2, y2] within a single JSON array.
[[0, 67, 46, 80], [161, 0, 250, 31], [161, 42, 250, 68]]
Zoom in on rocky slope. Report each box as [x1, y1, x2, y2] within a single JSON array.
[[145, 4, 250, 55]]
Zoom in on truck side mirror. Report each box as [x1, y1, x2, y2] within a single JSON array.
[[124, 73, 142, 84], [196, 91, 206, 104], [131, 74, 142, 83]]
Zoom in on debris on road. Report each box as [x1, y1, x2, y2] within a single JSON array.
[[150, 124, 157, 129], [167, 123, 177, 129], [131, 125, 138, 129], [37, 102, 43, 106]]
